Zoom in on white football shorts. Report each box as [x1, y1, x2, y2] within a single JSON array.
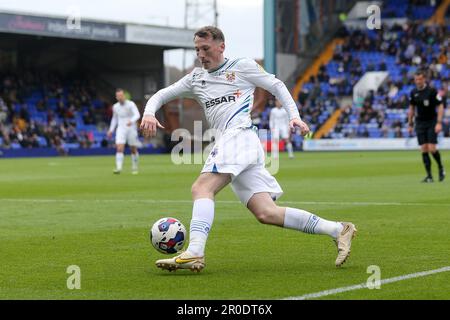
[[202, 127, 283, 205], [271, 126, 289, 140], [115, 127, 140, 147]]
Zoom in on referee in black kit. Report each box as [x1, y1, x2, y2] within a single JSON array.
[[408, 70, 445, 182]]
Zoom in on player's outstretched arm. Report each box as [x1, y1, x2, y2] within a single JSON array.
[[408, 104, 415, 134], [289, 118, 310, 136], [129, 102, 141, 126], [435, 103, 444, 134], [239, 59, 301, 123], [141, 73, 193, 137], [107, 108, 118, 139], [140, 115, 165, 138]]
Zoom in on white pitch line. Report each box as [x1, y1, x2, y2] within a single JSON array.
[[1, 199, 450, 207], [280, 201, 450, 207], [284, 266, 450, 300], [0, 199, 193, 204]]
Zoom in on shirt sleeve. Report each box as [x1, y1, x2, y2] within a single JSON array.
[[434, 88, 443, 105], [143, 73, 193, 116], [109, 106, 118, 132], [238, 58, 301, 121], [409, 91, 415, 106], [130, 102, 141, 122]]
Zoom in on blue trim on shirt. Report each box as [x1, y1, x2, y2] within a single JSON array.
[[223, 58, 243, 71], [225, 103, 250, 129]]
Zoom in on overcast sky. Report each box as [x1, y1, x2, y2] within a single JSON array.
[[0, 0, 263, 69]]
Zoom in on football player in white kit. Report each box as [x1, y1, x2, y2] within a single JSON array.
[[270, 100, 294, 158], [107, 88, 141, 174], [140, 26, 356, 272]]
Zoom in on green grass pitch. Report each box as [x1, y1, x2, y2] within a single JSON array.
[[0, 151, 449, 299]]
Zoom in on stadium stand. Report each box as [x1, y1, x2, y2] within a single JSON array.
[[0, 70, 111, 152], [323, 21, 449, 139], [256, 0, 449, 149], [0, 10, 194, 157], [1, 1, 448, 154], [381, 0, 442, 20]]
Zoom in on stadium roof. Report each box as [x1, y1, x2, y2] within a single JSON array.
[[0, 9, 195, 48]]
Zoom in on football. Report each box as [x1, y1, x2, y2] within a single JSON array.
[[150, 217, 186, 254]]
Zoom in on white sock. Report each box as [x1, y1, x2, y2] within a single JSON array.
[[116, 152, 124, 171], [286, 142, 294, 157], [283, 207, 343, 239], [131, 152, 139, 171], [186, 198, 214, 257]]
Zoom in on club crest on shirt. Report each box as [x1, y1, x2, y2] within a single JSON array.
[[225, 72, 235, 82]]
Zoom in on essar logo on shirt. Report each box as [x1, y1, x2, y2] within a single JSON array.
[[205, 95, 236, 109]]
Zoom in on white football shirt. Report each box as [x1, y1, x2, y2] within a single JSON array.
[[270, 107, 289, 130], [144, 58, 300, 133], [109, 100, 141, 132]]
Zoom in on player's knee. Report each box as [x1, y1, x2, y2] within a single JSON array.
[[191, 182, 200, 197], [191, 181, 212, 199], [252, 206, 276, 225]]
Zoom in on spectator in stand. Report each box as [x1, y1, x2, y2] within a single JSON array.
[[0, 98, 7, 124], [82, 107, 96, 125], [64, 125, 78, 144], [78, 131, 93, 149], [0, 123, 10, 147], [297, 88, 309, 106]]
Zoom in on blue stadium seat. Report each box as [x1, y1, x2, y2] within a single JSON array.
[[63, 143, 80, 149], [37, 136, 48, 147]]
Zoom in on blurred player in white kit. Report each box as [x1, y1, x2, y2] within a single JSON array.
[[107, 88, 141, 174], [270, 100, 294, 158]]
